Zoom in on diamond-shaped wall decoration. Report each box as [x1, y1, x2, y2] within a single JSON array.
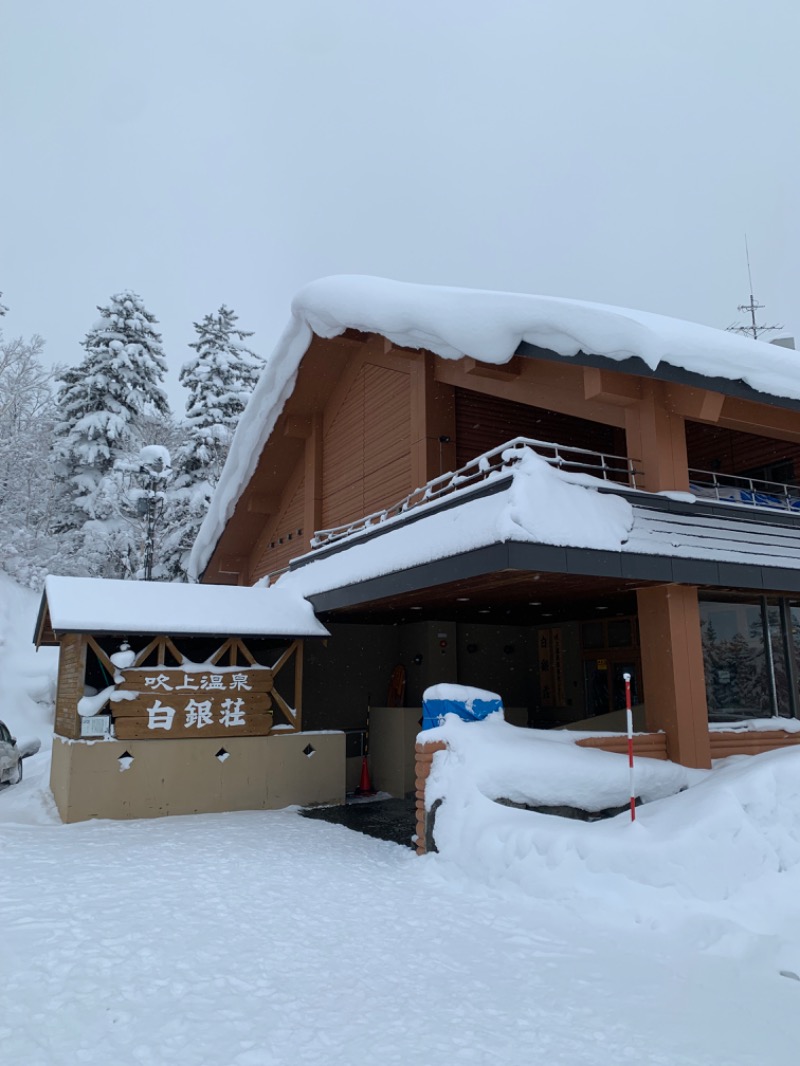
[[302, 744, 316, 758], [118, 751, 134, 772], [215, 748, 230, 763]]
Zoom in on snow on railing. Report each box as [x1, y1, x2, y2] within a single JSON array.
[[689, 468, 800, 514], [310, 436, 641, 551]]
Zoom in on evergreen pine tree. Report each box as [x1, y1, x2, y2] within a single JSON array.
[[179, 305, 263, 483], [161, 306, 263, 580], [51, 291, 170, 575]]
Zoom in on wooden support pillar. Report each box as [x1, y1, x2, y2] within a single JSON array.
[[294, 640, 304, 730], [625, 381, 689, 492], [303, 413, 323, 548], [410, 354, 456, 487], [414, 738, 447, 855], [636, 584, 711, 768], [54, 633, 87, 739]]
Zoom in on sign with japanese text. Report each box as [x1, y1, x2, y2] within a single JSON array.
[[112, 667, 276, 740]]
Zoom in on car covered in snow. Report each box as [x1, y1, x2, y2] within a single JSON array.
[[0, 721, 39, 786]]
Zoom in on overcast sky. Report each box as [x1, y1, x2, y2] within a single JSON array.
[[2, 0, 798, 408]]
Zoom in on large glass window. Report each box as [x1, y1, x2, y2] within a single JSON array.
[[700, 596, 795, 722]]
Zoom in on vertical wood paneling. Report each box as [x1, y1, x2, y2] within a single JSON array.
[[322, 367, 367, 527], [250, 471, 305, 582], [322, 361, 412, 528], [363, 364, 411, 514]]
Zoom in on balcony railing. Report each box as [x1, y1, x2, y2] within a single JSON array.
[[689, 468, 800, 514], [310, 437, 641, 551]]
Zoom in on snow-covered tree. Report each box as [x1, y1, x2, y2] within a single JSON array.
[[0, 312, 67, 586], [179, 305, 263, 483], [81, 444, 173, 580], [161, 306, 263, 580], [50, 291, 171, 576]]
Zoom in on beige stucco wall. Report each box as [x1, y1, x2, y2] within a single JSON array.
[[50, 730, 346, 824]]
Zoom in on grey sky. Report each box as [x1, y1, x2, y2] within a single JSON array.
[[2, 0, 798, 409]]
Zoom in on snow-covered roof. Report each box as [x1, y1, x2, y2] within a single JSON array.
[[270, 450, 800, 602], [189, 275, 800, 580], [38, 576, 329, 640]]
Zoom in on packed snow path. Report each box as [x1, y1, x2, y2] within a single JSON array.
[[2, 765, 798, 1066]]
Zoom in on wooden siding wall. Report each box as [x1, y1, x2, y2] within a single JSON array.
[[685, 421, 800, 481], [454, 388, 626, 469], [322, 363, 412, 527], [250, 470, 306, 581]]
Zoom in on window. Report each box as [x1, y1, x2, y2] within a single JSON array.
[[700, 596, 794, 722]]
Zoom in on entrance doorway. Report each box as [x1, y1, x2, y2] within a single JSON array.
[[580, 615, 641, 718]]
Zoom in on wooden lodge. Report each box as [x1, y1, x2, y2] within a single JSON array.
[[192, 278, 800, 782], [42, 277, 800, 824]]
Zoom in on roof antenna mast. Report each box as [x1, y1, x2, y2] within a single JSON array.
[[727, 235, 782, 341]]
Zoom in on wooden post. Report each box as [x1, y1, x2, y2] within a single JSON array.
[[414, 739, 446, 855], [625, 381, 690, 492], [294, 640, 304, 731], [636, 584, 711, 768], [54, 633, 87, 739]]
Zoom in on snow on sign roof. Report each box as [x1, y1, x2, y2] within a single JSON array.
[[189, 274, 799, 580], [38, 576, 329, 640]]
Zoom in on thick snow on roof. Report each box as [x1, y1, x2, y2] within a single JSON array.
[[41, 576, 329, 638], [189, 275, 800, 580], [272, 450, 800, 601]]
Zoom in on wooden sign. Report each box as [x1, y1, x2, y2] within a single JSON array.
[[111, 667, 276, 740]]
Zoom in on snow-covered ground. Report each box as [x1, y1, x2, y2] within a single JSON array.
[[3, 575, 800, 1064]]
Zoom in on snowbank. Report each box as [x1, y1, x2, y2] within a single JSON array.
[[0, 573, 57, 750], [190, 274, 797, 578], [424, 714, 701, 812], [425, 715, 800, 939]]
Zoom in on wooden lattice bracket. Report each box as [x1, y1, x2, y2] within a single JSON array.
[[62, 632, 305, 740]]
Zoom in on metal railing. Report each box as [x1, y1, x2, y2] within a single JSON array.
[[310, 436, 641, 551], [689, 468, 800, 514]]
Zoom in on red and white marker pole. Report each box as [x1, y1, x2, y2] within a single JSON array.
[[624, 671, 635, 822]]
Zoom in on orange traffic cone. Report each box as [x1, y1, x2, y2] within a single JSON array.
[[356, 755, 374, 795]]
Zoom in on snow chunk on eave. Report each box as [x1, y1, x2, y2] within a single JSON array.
[[42, 575, 329, 638], [190, 274, 798, 580]]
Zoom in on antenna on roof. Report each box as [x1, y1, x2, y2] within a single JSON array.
[[726, 235, 783, 341]]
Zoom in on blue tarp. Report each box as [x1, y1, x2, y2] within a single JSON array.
[[422, 687, 504, 730]]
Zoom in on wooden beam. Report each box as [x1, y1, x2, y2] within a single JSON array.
[[583, 366, 641, 407], [270, 687, 298, 730], [164, 636, 185, 665], [664, 383, 724, 422], [86, 635, 116, 676], [133, 636, 164, 668], [271, 640, 299, 676], [434, 357, 627, 428], [209, 637, 235, 665], [462, 356, 521, 380]]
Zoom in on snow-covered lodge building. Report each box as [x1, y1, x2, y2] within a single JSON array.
[[192, 276, 800, 778], [42, 276, 800, 822]]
